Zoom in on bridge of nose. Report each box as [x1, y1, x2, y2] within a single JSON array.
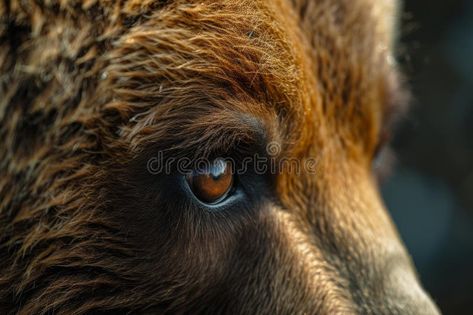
[[273, 158, 439, 314]]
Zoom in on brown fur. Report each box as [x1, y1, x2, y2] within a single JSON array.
[[0, 0, 438, 314]]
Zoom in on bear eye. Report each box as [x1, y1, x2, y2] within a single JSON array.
[[186, 158, 234, 204]]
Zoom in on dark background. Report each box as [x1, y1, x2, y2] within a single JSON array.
[[382, 1, 473, 314]]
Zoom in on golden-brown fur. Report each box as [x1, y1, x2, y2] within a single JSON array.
[[1, 0, 438, 314]]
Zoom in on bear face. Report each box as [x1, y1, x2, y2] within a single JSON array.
[[0, 0, 439, 314]]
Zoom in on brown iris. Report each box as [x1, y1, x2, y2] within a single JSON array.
[[186, 159, 234, 204]]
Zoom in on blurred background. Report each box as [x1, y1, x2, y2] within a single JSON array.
[[381, 0, 473, 314]]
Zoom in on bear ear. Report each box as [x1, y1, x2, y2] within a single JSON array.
[[290, 0, 401, 50]]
